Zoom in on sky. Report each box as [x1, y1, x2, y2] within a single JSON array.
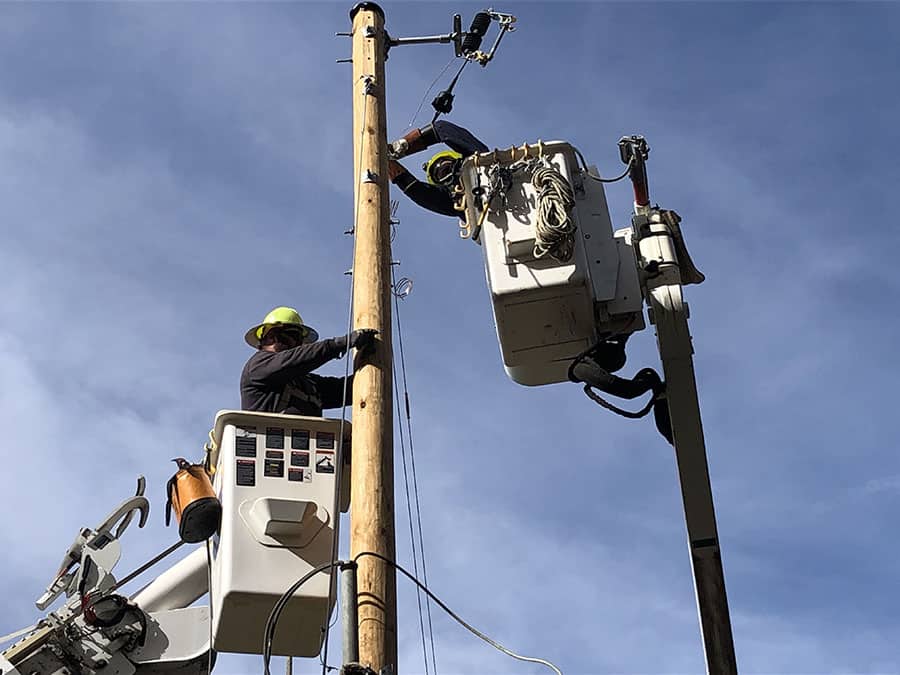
[[1, 2, 899, 674]]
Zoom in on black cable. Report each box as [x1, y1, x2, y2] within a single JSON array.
[[263, 561, 345, 675], [391, 268, 433, 675], [206, 540, 215, 675], [573, 147, 634, 183], [407, 56, 458, 130], [391, 269, 438, 675], [352, 552, 564, 675], [263, 553, 563, 675], [582, 384, 657, 419], [430, 59, 470, 123]]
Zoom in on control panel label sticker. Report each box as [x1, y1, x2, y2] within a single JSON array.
[[236, 459, 256, 486], [265, 427, 285, 449], [291, 429, 310, 450], [236, 435, 257, 458], [315, 452, 335, 474], [291, 451, 310, 467], [264, 459, 285, 478], [316, 432, 335, 450]]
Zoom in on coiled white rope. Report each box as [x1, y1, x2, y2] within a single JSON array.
[[531, 162, 576, 262]]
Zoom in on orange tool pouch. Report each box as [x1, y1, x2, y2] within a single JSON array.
[[165, 463, 221, 543]]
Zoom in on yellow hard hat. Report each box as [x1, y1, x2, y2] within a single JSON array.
[[244, 306, 319, 348], [423, 149, 463, 185]]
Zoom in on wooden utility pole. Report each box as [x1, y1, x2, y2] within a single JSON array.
[[348, 2, 397, 672]]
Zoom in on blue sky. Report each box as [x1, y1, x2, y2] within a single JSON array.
[[2, 2, 899, 673]]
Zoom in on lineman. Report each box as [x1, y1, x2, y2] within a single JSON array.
[[387, 120, 488, 218], [240, 306, 377, 416]]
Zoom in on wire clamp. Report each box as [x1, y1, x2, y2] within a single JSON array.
[[362, 169, 379, 183]]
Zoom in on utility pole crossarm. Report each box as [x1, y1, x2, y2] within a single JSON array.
[[348, 2, 398, 673]]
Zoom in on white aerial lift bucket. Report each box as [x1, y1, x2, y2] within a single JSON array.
[[207, 411, 350, 657]]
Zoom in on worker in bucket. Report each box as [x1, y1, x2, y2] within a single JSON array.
[[241, 306, 377, 416], [387, 120, 488, 218]]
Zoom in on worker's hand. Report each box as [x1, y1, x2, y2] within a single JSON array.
[[349, 328, 378, 354], [332, 329, 378, 358]]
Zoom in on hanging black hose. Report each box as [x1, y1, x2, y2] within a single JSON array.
[[568, 341, 674, 445]]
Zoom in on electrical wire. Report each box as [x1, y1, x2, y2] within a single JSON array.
[[206, 539, 215, 675], [264, 554, 563, 675], [430, 58, 470, 124], [573, 147, 634, 184], [391, 266, 437, 675], [321, 74, 371, 675], [263, 561, 345, 675], [391, 292, 431, 675], [406, 56, 459, 130], [354, 552, 564, 675]]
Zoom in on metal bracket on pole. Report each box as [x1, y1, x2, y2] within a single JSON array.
[[363, 170, 379, 183]]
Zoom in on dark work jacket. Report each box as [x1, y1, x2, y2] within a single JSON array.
[[394, 120, 489, 218], [240, 339, 352, 416]]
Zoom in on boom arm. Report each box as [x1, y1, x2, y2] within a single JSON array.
[[626, 136, 737, 674]]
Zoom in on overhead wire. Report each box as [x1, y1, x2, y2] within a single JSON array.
[[430, 58, 471, 124], [391, 265, 437, 675], [407, 56, 459, 130], [391, 264, 436, 675], [264, 553, 563, 675], [392, 347, 430, 675], [320, 72, 371, 675]]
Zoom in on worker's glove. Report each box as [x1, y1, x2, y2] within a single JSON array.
[[349, 328, 378, 354], [333, 329, 379, 357]]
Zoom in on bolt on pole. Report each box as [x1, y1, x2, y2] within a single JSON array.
[[348, 2, 398, 673]]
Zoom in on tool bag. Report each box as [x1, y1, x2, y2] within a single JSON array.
[[165, 459, 221, 543]]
